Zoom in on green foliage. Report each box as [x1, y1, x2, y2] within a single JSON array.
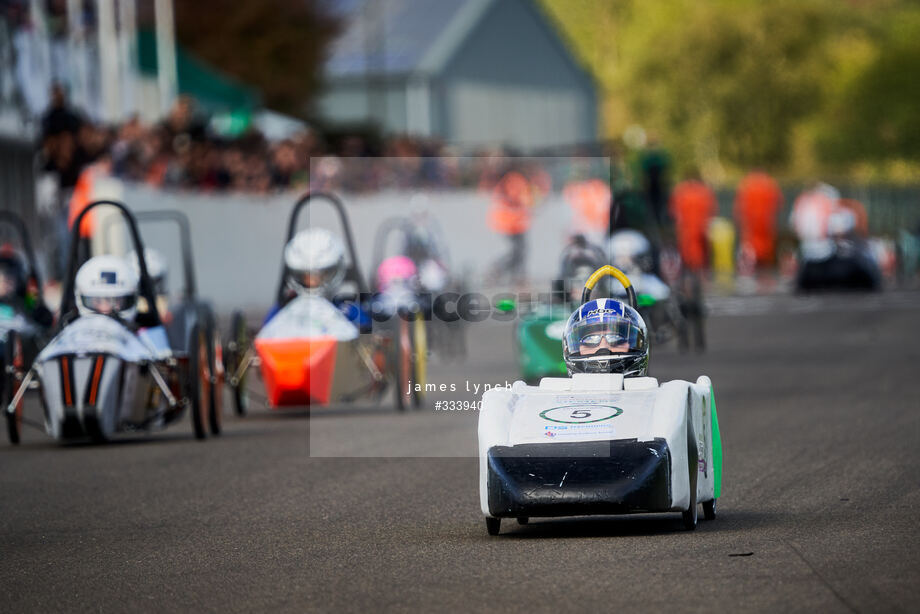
[[816, 7, 920, 166], [540, 0, 920, 179], [173, 0, 341, 117]]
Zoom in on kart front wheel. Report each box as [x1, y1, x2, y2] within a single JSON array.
[[486, 517, 501, 536], [3, 331, 24, 445], [411, 314, 427, 409], [187, 324, 208, 440], [682, 422, 699, 530], [203, 309, 223, 435], [682, 495, 698, 530], [393, 317, 412, 411], [227, 311, 249, 416], [703, 498, 717, 521]]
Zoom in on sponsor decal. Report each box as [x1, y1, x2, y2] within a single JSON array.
[[543, 424, 614, 438], [539, 404, 623, 424]]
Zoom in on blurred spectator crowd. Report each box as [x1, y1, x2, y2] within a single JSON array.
[[38, 87, 563, 194], [41, 90, 327, 194]]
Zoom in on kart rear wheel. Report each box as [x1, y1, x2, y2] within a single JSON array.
[[203, 309, 223, 435], [486, 517, 501, 536], [703, 498, 717, 521], [4, 331, 24, 445], [188, 324, 208, 440], [516, 516, 529, 525], [228, 311, 249, 416], [411, 313, 427, 409], [394, 317, 412, 411], [682, 422, 699, 530]]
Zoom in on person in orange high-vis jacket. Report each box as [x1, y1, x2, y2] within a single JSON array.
[[563, 178, 610, 242], [68, 163, 100, 237], [670, 175, 716, 272], [486, 171, 533, 284], [734, 171, 783, 267], [67, 162, 107, 270]]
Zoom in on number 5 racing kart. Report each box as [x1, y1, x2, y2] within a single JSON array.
[[478, 265, 722, 535], [4, 200, 219, 444], [225, 192, 426, 413]]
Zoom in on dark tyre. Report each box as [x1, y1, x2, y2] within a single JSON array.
[[682, 491, 698, 530], [703, 498, 717, 521], [4, 331, 24, 445], [188, 324, 208, 440], [411, 313, 427, 409], [682, 422, 699, 531], [393, 317, 412, 411], [203, 309, 223, 435], [228, 311, 249, 416], [486, 517, 501, 536], [517, 516, 529, 525]]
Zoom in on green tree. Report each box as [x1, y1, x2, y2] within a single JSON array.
[[815, 6, 920, 168], [541, 0, 920, 180], [173, 0, 341, 116]]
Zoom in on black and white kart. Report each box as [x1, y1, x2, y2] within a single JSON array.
[[4, 200, 217, 444], [103, 208, 225, 433], [478, 266, 723, 535]]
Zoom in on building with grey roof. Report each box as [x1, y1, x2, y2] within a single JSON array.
[[317, 0, 598, 151]]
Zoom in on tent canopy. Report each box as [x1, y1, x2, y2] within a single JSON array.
[[137, 29, 259, 113]]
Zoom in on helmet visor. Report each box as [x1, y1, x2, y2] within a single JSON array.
[[290, 260, 344, 292], [81, 293, 136, 316], [566, 319, 646, 357]]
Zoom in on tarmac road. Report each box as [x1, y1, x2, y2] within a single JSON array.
[[1, 293, 919, 613]]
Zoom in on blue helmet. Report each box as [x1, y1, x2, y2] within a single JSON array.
[[562, 298, 649, 376]]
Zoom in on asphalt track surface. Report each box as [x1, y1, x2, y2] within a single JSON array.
[[2, 292, 919, 613]]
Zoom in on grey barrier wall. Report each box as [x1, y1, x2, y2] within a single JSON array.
[[119, 184, 579, 316], [116, 182, 920, 318]]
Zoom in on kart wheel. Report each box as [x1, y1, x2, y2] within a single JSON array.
[[486, 517, 501, 536], [228, 311, 249, 416], [411, 313, 427, 409], [517, 516, 529, 526], [393, 317, 412, 411], [203, 310, 223, 436], [682, 423, 699, 531], [703, 498, 717, 521], [188, 324, 208, 440], [4, 331, 24, 445], [682, 491, 698, 530]]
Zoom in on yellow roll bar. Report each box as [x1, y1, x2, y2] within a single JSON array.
[[581, 265, 638, 309]]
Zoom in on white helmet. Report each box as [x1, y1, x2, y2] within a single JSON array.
[[284, 228, 346, 295], [128, 248, 168, 296], [608, 229, 653, 274], [75, 255, 139, 320]]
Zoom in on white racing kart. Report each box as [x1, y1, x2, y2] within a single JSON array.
[[4, 200, 216, 444], [478, 266, 723, 534]]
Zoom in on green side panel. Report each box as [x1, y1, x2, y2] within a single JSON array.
[[517, 316, 567, 380], [710, 384, 723, 499]]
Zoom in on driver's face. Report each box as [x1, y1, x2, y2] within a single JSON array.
[[301, 273, 322, 288], [93, 298, 115, 314], [580, 336, 630, 355]]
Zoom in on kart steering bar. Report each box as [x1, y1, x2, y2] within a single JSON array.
[[581, 265, 637, 309]]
